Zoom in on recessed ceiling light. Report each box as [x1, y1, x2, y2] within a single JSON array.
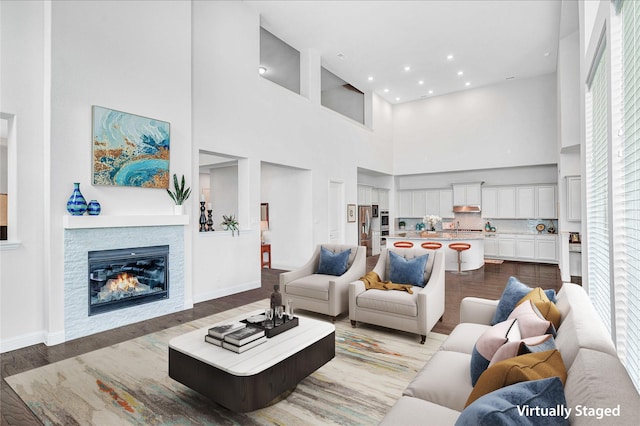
[[506, 76, 515, 80], [368, 76, 374, 81], [465, 82, 471, 86], [384, 88, 389, 93], [404, 66, 411, 72], [544, 52, 550, 57], [258, 66, 267, 75], [396, 97, 401, 101], [447, 54, 454, 60], [418, 80, 424, 85], [337, 53, 345, 59], [428, 90, 433, 94], [457, 70, 464, 76]]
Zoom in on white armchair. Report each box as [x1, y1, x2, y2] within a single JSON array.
[[349, 247, 445, 343], [280, 244, 366, 321]]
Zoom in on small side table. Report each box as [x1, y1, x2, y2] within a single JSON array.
[[261, 244, 271, 269]]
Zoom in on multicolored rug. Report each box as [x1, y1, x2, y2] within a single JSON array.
[[6, 300, 446, 425]]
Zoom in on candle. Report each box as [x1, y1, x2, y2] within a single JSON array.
[[200, 193, 205, 202], [208, 203, 212, 210]]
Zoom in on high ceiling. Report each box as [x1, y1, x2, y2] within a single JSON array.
[[245, 0, 564, 104]]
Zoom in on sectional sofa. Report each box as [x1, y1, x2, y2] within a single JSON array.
[[380, 282, 640, 425]]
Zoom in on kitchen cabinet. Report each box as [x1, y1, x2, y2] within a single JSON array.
[[358, 185, 372, 205], [536, 185, 557, 218], [482, 188, 498, 218], [439, 190, 454, 218], [482, 187, 516, 219], [516, 187, 535, 218], [397, 191, 412, 217], [536, 235, 558, 261], [498, 188, 516, 218], [411, 191, 427, 217], [378, 189, 390, 210], [453, 183, 482, 206], [566, 176, 581, 222], [498, 235, 516, 258], [426, 190, 440, 216], [372, 189, 379, 204], [484, 233, 499, 257], [516, 235, 536, 260]]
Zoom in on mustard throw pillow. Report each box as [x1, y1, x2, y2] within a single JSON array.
[[516, 287, 561, 330], [465, 349, 567, 408]]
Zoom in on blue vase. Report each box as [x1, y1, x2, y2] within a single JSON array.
[[66, 182, 87, 216], [87, 199, 101, 216]]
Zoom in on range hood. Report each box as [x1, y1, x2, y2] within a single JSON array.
[[453, 205, 481, 213]]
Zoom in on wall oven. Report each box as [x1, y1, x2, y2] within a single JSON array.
[[380, 210, 389, 229]]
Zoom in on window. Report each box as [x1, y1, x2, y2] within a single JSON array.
[[259, 27, 300, 94], [618, 0, 640, 391], [585, 37, 612, 332], [321, 67, 365, 124]]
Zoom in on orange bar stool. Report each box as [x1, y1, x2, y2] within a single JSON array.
[[449, 243, 471, 274], [421, 242, 442, 250], [394, 241, 414, 248]]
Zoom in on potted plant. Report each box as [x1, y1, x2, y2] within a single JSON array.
[[221, 214, 240, 236], [167, 174, 191, 214]]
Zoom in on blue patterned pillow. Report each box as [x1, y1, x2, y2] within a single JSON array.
[[316, 247, 351, 276], [388, 251, 428, 286], [456, 377, 569, 426]]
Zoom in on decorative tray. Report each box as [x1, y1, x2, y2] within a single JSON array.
[[242, 315, 299, 338]]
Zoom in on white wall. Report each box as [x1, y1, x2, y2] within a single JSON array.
[[1, 0, 193, 349], [393, 74, 558, 175], [0, 0, 48, 351]]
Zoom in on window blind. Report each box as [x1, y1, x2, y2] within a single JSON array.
[[620, 0, 640, 391], [585, 39, 612, 333]]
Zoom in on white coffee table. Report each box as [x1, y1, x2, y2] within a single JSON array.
[[168, 310, 335, 412]]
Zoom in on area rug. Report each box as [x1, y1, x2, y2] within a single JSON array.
[[6, 300, 446, 425]]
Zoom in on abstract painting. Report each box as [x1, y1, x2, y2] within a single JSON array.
[[92, 106, 170, 188]]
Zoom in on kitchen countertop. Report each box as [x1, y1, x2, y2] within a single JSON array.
[[389, 231, 485, 241]]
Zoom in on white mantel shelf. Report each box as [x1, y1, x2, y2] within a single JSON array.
[[63, 214, 189, 229]]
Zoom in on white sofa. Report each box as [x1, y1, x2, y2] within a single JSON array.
[[280, 244, 366, 320], [348, 247, 445, 344], [380, 283, 640, 425]]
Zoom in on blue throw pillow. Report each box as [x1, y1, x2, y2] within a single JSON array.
[[491, 277, 532, 325], [316, 246, 351, 276], [388, 251, 428, 286], [456, 377, 569, 426]]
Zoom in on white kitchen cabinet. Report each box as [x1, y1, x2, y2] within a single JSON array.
[[453, 183, 482, 206], [358, 185, 372, 205], [482, 188, 498, 218], [498, 188, 516, 218], [516, 235, 536, 260], [498, 235, 517, 258], [411, 191, 427, 217], [439, 190, 454, 218], [516, 187, 535, 218], [426, 190, 440, 216], [372, 189, 379, 204], [566, 176, 581, 222], [484, 233, 499, 257], [397, 191, 412, 217], [536, 235, 558, 261], [536, 185, 557, 218], [378, 189, 390, 210]]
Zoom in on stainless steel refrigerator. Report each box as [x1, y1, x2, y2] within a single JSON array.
[[358, 206, 372, 256]]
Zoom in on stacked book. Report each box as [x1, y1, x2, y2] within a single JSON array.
[[205, 321, 267, 353]]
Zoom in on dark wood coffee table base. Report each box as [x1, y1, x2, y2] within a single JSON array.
[[169, 331, 335, 412]]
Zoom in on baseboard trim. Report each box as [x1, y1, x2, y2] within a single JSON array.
[[0, 330, 47, 354]]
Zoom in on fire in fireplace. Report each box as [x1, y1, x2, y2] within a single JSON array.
[[88, 245, 169, 315]]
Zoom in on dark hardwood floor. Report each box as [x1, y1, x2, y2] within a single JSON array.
[[1, 259, 561, 425]]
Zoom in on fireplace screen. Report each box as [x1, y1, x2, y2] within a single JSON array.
[[88, 245, 169, 316]]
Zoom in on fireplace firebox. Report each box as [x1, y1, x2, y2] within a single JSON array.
[[88, 245, 169, 316]]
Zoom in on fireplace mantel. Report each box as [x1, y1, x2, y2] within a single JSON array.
[[63, 215, 189, 229]]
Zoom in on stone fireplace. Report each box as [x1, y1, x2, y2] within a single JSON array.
[[88, 245, 169, 316], [63, 215, 187, 341]]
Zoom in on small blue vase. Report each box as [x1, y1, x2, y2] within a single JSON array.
[[66, 182, 87, 216], [87, 199, 101, 216]]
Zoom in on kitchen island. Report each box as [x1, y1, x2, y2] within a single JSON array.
[[387, 231, 485, 272]]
